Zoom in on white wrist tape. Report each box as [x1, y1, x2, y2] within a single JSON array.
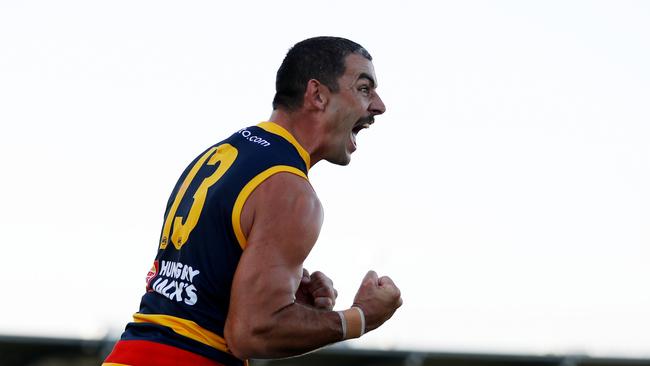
[[353, 306, 366, 337], [337, 310, 347, 340], [338, 306, 365, 340]]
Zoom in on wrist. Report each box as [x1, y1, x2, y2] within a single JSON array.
[[337, 306, 365, 340]]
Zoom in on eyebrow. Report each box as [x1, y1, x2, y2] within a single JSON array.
[[357, 72, 376, 88]]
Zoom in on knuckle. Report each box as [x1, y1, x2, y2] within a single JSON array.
[[316, 297, 333, 308]]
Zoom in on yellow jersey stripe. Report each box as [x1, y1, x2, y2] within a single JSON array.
[[257, 122, 311, 169], [231, 165, 308, 249], [132, 313, 230, 354]]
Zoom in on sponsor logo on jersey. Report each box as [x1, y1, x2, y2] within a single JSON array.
[[237, 128, 271, 147], [149, 260, 201, 306], [145, 260, 159, 292]]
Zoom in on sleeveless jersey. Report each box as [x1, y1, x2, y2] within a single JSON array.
[[118, 122, 311, 365]]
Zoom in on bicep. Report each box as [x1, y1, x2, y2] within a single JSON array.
[[229, 172, 323, 317]]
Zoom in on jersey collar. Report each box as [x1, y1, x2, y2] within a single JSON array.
[[257, 121, 311, 170]]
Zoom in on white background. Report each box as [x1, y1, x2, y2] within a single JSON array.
[[1, 0, 649, 358]]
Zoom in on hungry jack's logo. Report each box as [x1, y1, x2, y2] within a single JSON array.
[[145, 260, 159, 292]]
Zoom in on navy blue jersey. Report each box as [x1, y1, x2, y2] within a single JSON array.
[[120, 122, 311, 365]]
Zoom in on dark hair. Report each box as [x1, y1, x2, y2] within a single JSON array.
[[272, 36, 372, 111]]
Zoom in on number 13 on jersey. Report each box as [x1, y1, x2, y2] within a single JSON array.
[[159, 143, 238, 250]]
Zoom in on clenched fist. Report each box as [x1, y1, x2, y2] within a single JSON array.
[[295, 269, 338, 310], [352, 270, 402, 333]]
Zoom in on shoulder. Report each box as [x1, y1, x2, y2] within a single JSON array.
[[241, 172, 323, 254], [251, 172, 320, 212]]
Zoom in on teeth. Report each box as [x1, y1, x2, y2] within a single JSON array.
[[362, 123, 370, 128]]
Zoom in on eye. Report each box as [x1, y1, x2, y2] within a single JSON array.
[[358, 85, 371, 95]]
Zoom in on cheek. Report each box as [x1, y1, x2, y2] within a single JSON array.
[[353, 98, 370, 115], [347, 98, 367, 117]]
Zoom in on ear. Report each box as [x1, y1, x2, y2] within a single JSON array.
[[304, 79, 329, 111]]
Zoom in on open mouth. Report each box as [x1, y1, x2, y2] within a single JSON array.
[[352, 116, 374, 134], [352, 122, 371, 135], [350, 117, 374, 149]]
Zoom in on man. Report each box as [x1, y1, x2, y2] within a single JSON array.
[[104, 36, 402, 366]]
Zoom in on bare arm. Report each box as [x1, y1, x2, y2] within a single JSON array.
[[224, 172, 339, 359], [224, 172, 402, 359]]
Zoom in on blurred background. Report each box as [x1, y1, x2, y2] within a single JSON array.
[[1, 0, 648, 365]]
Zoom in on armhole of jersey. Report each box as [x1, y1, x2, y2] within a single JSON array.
[[231, 165, 308, 250]]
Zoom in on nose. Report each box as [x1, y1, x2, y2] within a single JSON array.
[[369, 92, 386, 116]]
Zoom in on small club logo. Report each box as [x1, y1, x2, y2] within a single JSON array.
[[145, 260, 159, 292]]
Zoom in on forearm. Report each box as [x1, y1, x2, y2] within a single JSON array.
[[226, 302, 344, 359]]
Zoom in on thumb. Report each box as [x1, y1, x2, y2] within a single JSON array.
[[378, 276, 396, 287], [301, 268, 310, 284], [362, 270, 379, 285]]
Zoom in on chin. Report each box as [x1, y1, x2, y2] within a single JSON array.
[[326, 153, 352, 166]]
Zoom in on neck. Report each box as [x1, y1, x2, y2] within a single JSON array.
[[268, 109, 326, 168]]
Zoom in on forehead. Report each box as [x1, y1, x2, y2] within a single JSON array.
[[340, 53, 377, 85]]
